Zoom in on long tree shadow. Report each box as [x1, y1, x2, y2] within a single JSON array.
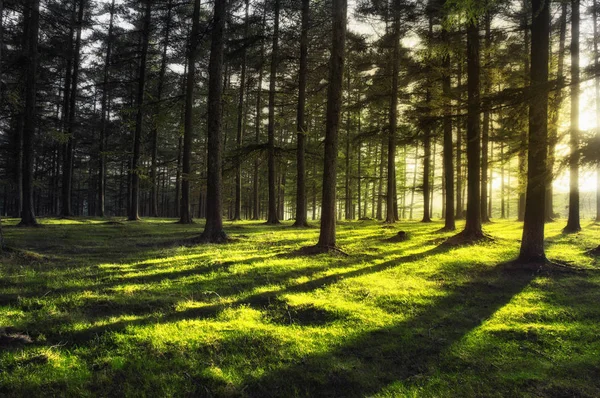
[[238, 263, 538, 397], [10, 244, 453, 349]]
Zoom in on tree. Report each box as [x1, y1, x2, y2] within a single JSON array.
[[564, 0, 581, 233], [455, 14, 483, 240], [592, 0, 600, 222], [518, 0, 549, 263], [441, 14, 455, 231], [97, 0, 116, 217], [150, 0, 174, 218], [62, 0, 85, 218], [199, 0, 227, 242], [386, 0, 401, 224], [233, 0, 249, 221], [19, 0, 40, 227], [546, 1, 567, 222], [314, 0, 347, 250], [128, 0, 152, 221], [293, 0, 310, 227], [179, 0, 201, 225], [266, 0, 281, 224]]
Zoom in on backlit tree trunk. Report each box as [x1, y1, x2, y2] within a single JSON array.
[[564, 0, 581, 232], [294, 0, 310, 227], [316, 0, 347, 249], [128, 0, 151, 221], [519, 0, 549, 263], [200, 0, 227, 242]]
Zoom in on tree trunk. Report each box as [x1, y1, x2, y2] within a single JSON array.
[[150, 0, 173, 218], [200, 0, 227, 242], [442, 27, 455, 230], [481, 11, 491, 223], [564, 0, 581, 232], [386, 3, 400, 223], [60, 0, 77, 217], [545, 3, 566, 222], [519, 0, 549, 263], [456, 58, 464, 220], [266, 0, 281, 224], [595, 0, 600, 222], [128, 0, 151, 221], [233, 0, 249, 221], [19, 0, 40, 226], [518, 2, 529, 222], [459, 18, 483, 239], [294, 0, 310, 227], [98, 0, 116, 217], [316, 0, 346, 249], [180, 0, 200, 224]]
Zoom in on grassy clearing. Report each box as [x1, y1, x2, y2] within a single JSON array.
[[0, 217, 599, 397]]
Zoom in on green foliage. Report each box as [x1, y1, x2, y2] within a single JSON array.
[[0, 219, 599, 396]]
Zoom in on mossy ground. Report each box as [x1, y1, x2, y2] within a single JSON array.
[[0, 217, 599, 397]]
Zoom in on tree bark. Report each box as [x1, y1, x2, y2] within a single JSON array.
[[19, 0, 40, 226], [316, 0, 346, 249], [456, 58, 464, 220], [442, 26, 455, 231], [564, 0, 581, 232], [518, 2, 529, 222], [150, 0, 173, 218], [233, 0, 249, 221], [481, 11, 491, 223], [386, 2, 401, 223], [266, 0, 281, 224], [594, 0, 600, 222], [459, 17, 483, 238], [180, 0, 201, 224], [128, 0, 151, 221], [200, 0, 227, 242], [546, 2, 566, 222], [98, 0, 116, 217], [294, 0, 310, 227], [60, 0, 77, 217], [519, 0, 549, 263]]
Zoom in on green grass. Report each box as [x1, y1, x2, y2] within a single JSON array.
[[0, 217, 599, 397]]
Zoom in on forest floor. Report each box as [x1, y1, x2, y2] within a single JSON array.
[[0, 217, 599, 397]]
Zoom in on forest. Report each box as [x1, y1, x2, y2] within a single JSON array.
[[0, 0, 599, 396]]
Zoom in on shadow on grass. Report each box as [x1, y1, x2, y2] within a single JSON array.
[[240, 263, 538, 397]]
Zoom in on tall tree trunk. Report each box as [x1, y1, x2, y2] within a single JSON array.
[[315, 0, 346, 249], [150, 0, 173, 218], [519, 0, 549, 263], [294, 0, 310, 227], [456, 59, 464, 219], [98, 0, 116, 217], [19, 0, 40, 226], [63, 0, 84, 218], [200, 0, 227, 242], [60, 0, 76, 217], [518, 2, 529, 222], [564, 0, 581, 232], [594, 0, 600, 222], [459, 17, 483, 239], [481, 11, 491, 223], [233, 0, 249, 221], [128, 0, 151, 221], [545, 2, 566, 222], [442, 26, 455, 230], [377, 135, 384, 220], [345, 69, 352, 220], [266, 0, 281, 224], [180, 0, 201, 224], [386, 3, 400, 223]]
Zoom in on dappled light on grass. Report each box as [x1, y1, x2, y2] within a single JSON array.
[[0, 218, 599, 396]]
